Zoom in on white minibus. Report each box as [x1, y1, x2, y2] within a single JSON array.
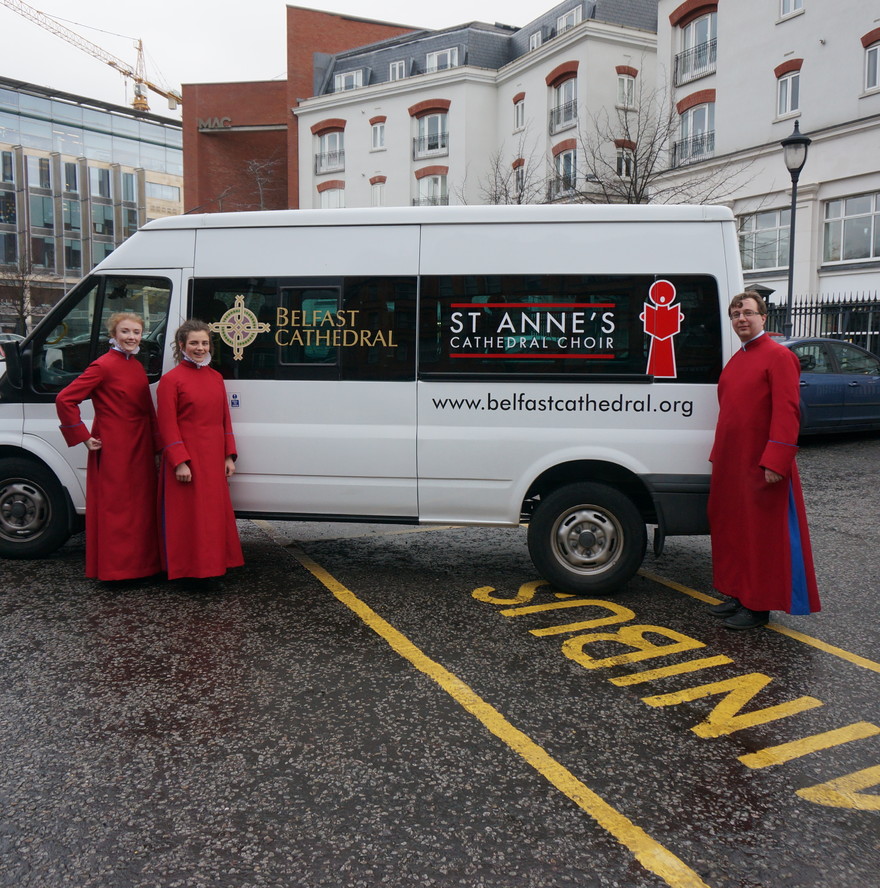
[[0, 205, 741, 594]]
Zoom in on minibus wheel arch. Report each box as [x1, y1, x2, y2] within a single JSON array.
[[0, 452, 74, 558]]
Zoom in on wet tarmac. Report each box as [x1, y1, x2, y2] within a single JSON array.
[[0, 432, 877, 887]]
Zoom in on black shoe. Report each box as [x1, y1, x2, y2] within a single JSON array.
[[723, 606, 770, 630], [707, 598, 739, 617]]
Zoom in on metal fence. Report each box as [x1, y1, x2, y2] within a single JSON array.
[[766, 292, 880, 355]]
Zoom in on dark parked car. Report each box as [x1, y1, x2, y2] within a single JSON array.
[[780, 337, 880, 434]]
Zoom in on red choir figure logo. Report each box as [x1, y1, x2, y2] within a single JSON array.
[[641, 279, 684, 378]]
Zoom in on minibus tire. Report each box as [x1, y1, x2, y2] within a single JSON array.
[[0, 457, 71, 558], [527, 482, 647, 595]]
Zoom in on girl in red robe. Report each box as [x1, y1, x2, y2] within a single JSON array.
[[157, 319, 243, 580], [55, 312, 162, 581]]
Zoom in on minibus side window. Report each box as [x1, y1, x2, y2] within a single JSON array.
[[31, 275, 171, 393], [192, 276, 417, 382], [418, 274, 721, 383]]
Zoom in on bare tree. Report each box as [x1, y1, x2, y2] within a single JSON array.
[[0, 252, 38, 334], [475, 129, 549, 206], [243, 152, 285, 210], [574, 79, 757, 205]]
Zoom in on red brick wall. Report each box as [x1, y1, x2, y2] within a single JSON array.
[[183, 80, 289, 213]]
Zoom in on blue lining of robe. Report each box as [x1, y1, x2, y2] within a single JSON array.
[[788, 483, 810, 615]]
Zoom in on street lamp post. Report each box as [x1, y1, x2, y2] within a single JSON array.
[[780, 120, 811, 338]]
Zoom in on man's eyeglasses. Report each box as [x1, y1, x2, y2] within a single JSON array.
[[730, 310, 762, 319]]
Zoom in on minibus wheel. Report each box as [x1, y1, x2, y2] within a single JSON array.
[[527, 482, 647, 595], [0, 458, 71, 558]]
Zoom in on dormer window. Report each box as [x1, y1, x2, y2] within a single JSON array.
[[334, 70, 363, 92], [427, 48, 459, 73], [557, 6, 583, 34], [389, 60, 406, 81]]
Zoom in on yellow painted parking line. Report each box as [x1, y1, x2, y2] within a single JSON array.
[[638, 569, 880, 675], [286, 543, 712, 888]]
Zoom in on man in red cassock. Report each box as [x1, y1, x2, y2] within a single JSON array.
[[707, 291, 821, 629]]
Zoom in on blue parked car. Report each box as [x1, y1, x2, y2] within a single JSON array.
[[779, 337, 880, 434]]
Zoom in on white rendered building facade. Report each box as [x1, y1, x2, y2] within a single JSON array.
[[657, 0, 880, 301], [294, 1, 658, 211]]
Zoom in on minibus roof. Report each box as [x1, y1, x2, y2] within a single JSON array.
[[143, 204, 734, 231]]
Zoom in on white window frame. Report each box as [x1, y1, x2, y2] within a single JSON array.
[[617, 75, 635, 108], [780, 0, 803, 17], [418, 174, 448, 206], [426, 48, 458, 73], [738, 208, 792, 271], [553, 149, 577, 195], [867, 43, 879, 92], [529, 31, 542, 51], [513, 99, 525, 131], [389, 60, 406, 81], [334, 70, 362, 92], [678, 103, 715, 164], [371, 122, 385, 151], [371, 181, 385, 207], [320, 187, 345, 209], [551, 78, 577, 132], [514, 165, 525, 194], [317, 131, 344, 173], [616, 147, 634, 179], [557, 6, 583, 34], [823, 192, 880, 263], [417, 113, 448, 156], [777, 71, 800, 117]]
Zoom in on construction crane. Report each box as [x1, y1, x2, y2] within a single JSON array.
[[1, 0, 182, 111]]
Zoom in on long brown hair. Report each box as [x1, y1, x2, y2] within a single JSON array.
[[172, 319, 213, 363]]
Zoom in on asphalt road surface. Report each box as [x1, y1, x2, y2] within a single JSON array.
[[1, 432, 877, 888]]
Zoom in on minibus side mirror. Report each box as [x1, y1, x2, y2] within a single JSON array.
[[1, 339, 23, 389]]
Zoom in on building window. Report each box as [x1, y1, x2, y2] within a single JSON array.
[[31, 235, 55, 269], [334, 70, 363, 92], [27, 156, 51, 190], [92, 204, 114, 236], [64, 238, 82, 272], [529, 31, 542, 51], [426, 48, 458, 73], [739, 209, 791, 270], [514, 165, 525, 193], [91, 242, 114, 266], [415, 175, 448, 206], [514, 98, 525, 130], [617, 75, 635, 108], [63, 162, 78, 193], [823, 192, 880, 263], [316, 131, 345, 174], [781, 0, 803, 17], [320, 187, 345, 209], [676, 12, 717, 85], [414, 114, 448, 159], [122, 172, 136, 203], [557, 7, 583, 34], [371, 181, 385, 207], [616, 147, 634, 179], [145, 182, 180, 202], [123, 208, 138, 238], [1, 232, 17, 264], [62, 199, 81, 232], [867, 43, 879, 91], [551, 149, 577, 198], [675, 103, 715, 166], [89, 167, 112, 199], [550, 78, 577, 133], [1, 151, 13, 184], [389, 60, 406, 81], [29, 194, 54, 229], [371, 122, 385, 151], [777, 71, 800, 116], [0, 191, 16, 226]]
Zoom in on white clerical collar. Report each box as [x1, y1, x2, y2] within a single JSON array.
[[108, 338, 140, 357], [741, 330, 766, 351], [182, 352, 212, 368]]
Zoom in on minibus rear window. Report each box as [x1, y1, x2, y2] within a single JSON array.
[[418, 274, 722, 383]]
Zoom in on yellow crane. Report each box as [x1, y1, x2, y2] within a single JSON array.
[[1, 0, 182, 111]]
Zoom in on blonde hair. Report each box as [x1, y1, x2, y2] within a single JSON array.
[[106, 312, 145, 338]]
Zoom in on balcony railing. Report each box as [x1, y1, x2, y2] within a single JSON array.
[[412, 195, 450, 206], [547, 176, 577, 201], [315, 150, 345, 175], [549, 101, 577, 134], [674, 39, 717, 86], [671, 131, 715, 167], [412, 133, 449, 159]]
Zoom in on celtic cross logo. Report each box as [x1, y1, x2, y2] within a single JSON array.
[[209, 295, 270, 361]]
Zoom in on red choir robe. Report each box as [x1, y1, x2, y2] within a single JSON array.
[[55, 349, 162, 581], [708, 333, 820, 614], [157, 360, 243, 580]]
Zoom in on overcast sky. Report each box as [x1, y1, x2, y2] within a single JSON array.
[[1, 0, 550, 119]]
